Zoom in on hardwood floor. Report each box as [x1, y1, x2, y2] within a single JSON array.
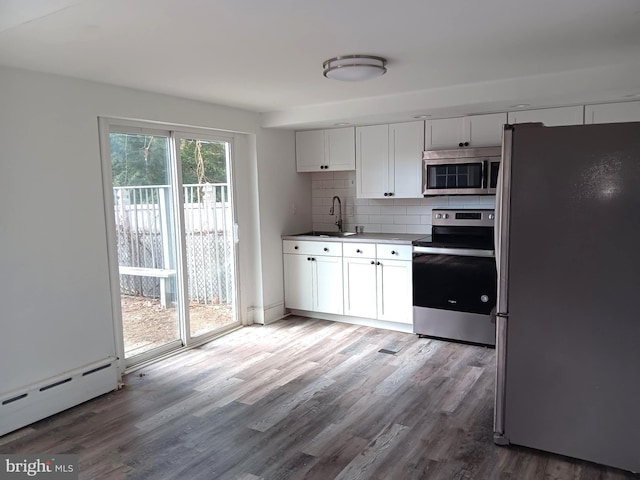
[[1, 316, 637, 479]]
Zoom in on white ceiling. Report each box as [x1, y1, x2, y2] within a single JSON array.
[[1, 0, 640, 129]]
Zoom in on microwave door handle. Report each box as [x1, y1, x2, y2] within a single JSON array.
[[482, 160, 488, 189]]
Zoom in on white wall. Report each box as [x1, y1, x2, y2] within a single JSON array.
[[0, 66, 304, 394], [254, 130, 312, 323], [311, 171, 495, 234]]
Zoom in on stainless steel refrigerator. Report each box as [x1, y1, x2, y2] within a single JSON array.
[[493, 122, 640, 473]]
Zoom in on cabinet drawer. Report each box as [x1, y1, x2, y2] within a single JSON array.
[[343, 242, 376, 258], [283, 240, 342, 256], [376, 244, 412, 261]]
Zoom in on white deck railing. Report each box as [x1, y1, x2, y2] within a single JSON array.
[[113, 184, 234, 305]]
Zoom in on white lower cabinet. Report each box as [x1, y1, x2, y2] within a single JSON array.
[[343, 256, 378, 318], [343, 243, 412, 325], [284, 240, 412, 326], [313, 256, 344, 314], [283, 253, 314, 311], [283, 240, 343, 315], [376, 259, 412, 324]]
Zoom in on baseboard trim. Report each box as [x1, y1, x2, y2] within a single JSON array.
[[249, 302, 286, 325], [287, 310, 413, 334]]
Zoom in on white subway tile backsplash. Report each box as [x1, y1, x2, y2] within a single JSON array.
[[357, 205, 381, 215], [332, 171, 352, 179], [312, 205, 329, 215], [381, 224, 406, 234], [362, 223, 382, 233], [353, 215, 370, 223], [423, 197, 451, 207], [315, 222, 336, 231], [394, 198, 424, 206], [406, 206, 428, 215], [380, 205, 407, 215], [311, 172, 330, 180], [311, 182, 494, 233], [394, 215, 421, 225], [406, 225, 431, 234], [369, 214, 395, 224]]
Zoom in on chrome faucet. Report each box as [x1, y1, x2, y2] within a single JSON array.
[[330, 196, 343, 232]]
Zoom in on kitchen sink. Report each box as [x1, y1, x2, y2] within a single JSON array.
[[296, 231, 357, 237]]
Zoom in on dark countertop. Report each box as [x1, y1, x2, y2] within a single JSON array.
[[281, 232, 425, 245]]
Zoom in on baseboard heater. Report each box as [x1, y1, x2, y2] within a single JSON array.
[[0, 357, 118, 437]]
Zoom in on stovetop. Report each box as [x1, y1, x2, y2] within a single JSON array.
[[413, 234, 495, 250], [413, 208, 496, 251]]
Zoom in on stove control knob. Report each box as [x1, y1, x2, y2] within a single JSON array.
[[488, 213, 495, 220], [442, 213, 449, 219], [435, 213, 442, 219]]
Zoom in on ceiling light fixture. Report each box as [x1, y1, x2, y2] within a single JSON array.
[[323, 55, 387, 81], [413, 115, 432, 119], [510, 103, 531, 108]]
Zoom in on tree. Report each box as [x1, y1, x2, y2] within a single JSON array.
[[110, 134, 228, 190]]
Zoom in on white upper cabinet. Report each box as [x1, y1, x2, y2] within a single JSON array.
[[584, 101, 640, 124], [425, 113, 507, 150], [295, 127, 355, 172], [507, 106, 584, 126], [296, 130, 324, 172], [356, 121, 424, 199], [390, 121, 424, 198], [425, 117, 465, 150], [466, 113, 508, 147]]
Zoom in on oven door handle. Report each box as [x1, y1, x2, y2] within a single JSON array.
[[413, 246, 495, 257]]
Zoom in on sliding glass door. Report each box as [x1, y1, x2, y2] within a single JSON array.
[[176, 134, 237, 338], [102, 122, 238, 367]]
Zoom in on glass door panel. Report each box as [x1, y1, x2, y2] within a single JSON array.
[[177, 136, 237, 338], [109, 132, 182, 361]]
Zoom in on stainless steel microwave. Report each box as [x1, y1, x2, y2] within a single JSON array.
[[423, 146, 502, 196]]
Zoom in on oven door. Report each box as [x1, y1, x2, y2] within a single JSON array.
[[423, 158, 487, 195], [412, 247, 496, 315]]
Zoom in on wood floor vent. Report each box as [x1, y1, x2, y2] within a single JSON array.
[[378, 348, 397, 355]]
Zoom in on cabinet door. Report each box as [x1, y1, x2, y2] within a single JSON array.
[[313, 256, 344, 315], [390, 121, 424, 198], [425, 117, 465, 149], [356, 124, 390, 198], [377, 259, 412, 324], [343, 257, 377, 318], [283, 254, 313, 310], [585, 101, 640, 124], [466, 113, 507, 147], [507, 106, 584, 126], [326, 127, 355, 171], [296, 130, 325, 172]]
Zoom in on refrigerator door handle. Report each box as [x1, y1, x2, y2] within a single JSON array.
[[494, 125, 514, 442]]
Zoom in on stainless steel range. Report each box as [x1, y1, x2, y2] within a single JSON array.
[[412, 209, 496, 346]]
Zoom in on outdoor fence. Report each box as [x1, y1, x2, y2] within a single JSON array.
[[114, 184, 234, 306]]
